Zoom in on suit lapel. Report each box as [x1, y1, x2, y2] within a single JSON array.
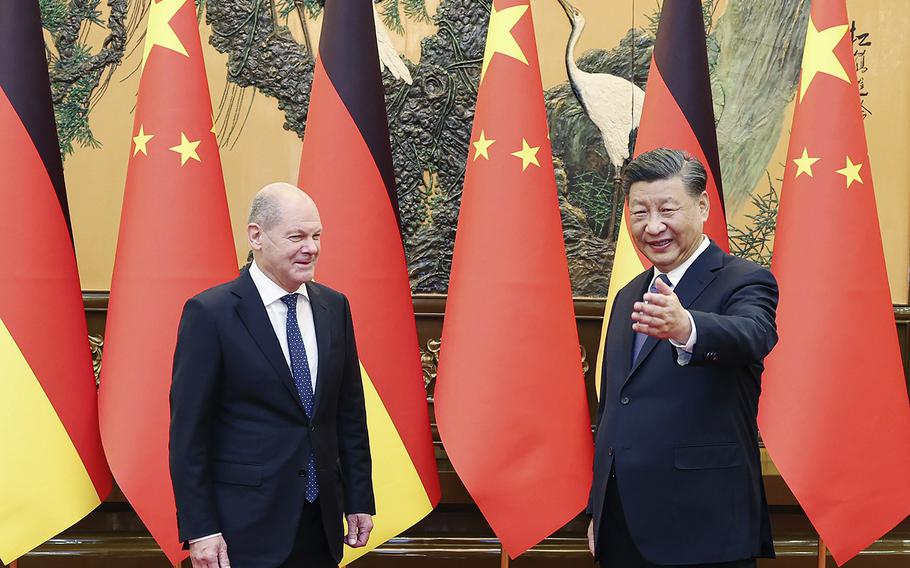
[[233, 270, 306, 414], [307, 282, 332, 420], [624, 242, 724, 382]]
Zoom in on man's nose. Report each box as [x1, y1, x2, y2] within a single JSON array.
[[299, 239, 317, 253], [645, 214, 665, 234]]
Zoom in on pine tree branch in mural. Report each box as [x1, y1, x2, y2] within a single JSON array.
[[41, 0, 128, 158]]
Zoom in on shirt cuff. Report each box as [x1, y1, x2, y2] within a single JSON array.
[[189, 533, 222, 544], [669, 310, 697, 365]]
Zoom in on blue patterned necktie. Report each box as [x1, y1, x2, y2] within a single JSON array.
[[631, 273, 672, 365], [280, 293, 319, 502]]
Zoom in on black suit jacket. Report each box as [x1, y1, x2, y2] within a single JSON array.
[[169, 269, 374, 566], [589, 242, 778, 565]]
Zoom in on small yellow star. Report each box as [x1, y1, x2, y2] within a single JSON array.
[[472, 130, 496, 161], [169, 132, 201, 166], [132, 125, 154, 157], [792, 147, 819, 178], [835, 156, 863, 188], [511, 138, 540, 171], [799, 18, 850, 102], [480, 3, 529, 84], [142, 0, 189, 70]]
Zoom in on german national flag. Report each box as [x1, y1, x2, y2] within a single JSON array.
[[594, 1, 729, 398], [298, 0, 440, 563], [0, 1, 112, 562]]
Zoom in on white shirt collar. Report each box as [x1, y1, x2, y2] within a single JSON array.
[[651, 235, 711, 287], [249, 260, 310, 307]]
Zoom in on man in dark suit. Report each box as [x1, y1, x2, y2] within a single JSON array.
[[587, 149, 778, 567], [170, 183, 374, 568]]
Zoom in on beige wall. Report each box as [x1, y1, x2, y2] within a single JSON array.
[[68, 0, 908, 302]]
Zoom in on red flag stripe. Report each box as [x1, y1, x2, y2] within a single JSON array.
[[0, 88, 110, 495]]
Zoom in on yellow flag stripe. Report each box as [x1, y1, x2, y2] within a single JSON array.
[[341, 364, 433, 565], [0, 317, 100, 563], [595, 214, 648, 400]]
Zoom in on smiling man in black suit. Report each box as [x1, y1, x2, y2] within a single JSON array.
[[170, 182, 374, 568], [587, 149, 779, 567]]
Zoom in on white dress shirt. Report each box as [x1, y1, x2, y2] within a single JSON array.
[[645, 235, 710, 366], [189, 262, 319, 545], [248, 260, 318, 391]]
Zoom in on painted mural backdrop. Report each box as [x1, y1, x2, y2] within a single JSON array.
[[47, 0, 910, 301]]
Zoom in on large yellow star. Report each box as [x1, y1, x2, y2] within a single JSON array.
[[480, 4, 529, 84], [792, 147, 819, 178], [799, 18, 850, 102], [511, 138, 540, 171], [835, 156, 863, 188], [472, 130, 496, 161], [132, 125, 154, 157], [169, 132, 201, 165], [142, 0, 189, 70]]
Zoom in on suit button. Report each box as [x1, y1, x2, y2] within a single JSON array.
[[607, 447, 614, 456], [620, 396, 630, 405], [298, 469, 306, 477]]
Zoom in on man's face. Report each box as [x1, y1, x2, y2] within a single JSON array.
[[249, 195, 322, 292], [628, 176, 708, 274]]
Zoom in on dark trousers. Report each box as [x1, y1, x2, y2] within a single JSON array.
[[598, 474, 756, 568], [279, 500, 336, 568]]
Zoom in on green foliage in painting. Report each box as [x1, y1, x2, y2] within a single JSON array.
[[727, 173, 779, 268]]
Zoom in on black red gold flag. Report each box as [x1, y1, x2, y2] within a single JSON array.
[[0, 1, 112, 562], [595, 0, 729, 398], [298, 0, 440, 563]]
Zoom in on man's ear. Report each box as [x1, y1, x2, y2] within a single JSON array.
[[698, 191, 710, 221], [248, 223, 264, 251]]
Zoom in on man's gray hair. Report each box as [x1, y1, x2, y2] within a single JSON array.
[[248, 191, 283, 229], [620, 148, 707, 199]]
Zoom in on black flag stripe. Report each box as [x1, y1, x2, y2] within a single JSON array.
[[0, 0, 72, 234], [318, 0, 399, 223], [652, 0, 725, 215]]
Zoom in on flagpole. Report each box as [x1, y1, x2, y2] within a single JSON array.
[[500, 546, 509, 568], [817, 538, 827, 568]]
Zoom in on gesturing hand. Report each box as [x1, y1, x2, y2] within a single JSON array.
[[189, 535, 230, 568], [631, 277, 692, 344], [345, 513, 374, 548]]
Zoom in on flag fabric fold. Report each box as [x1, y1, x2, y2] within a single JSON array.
[[758, 0, 910, 563], [98, 0, 237, 562], [595, 0, 729, 398], [433, 0, 593, 557], [0, 2, 112, 562], [298, 0, 440, 563]]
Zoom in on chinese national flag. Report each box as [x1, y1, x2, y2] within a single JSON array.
[[298, 0, 440, 563], [434, 0, 593, 557], [98, 0, 237, 563], [0, 1, 112, 562], [594, 0, 729, 398], [758, 0, 910, 564]]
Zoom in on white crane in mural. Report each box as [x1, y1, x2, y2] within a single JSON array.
[[373, 3, 413, 84], [557, 0, 644, 171]]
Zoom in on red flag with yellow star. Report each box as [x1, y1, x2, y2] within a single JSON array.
[[98, 0, 236, 562], [434, 0, 593, 557], [758, 0, 910, 563]]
